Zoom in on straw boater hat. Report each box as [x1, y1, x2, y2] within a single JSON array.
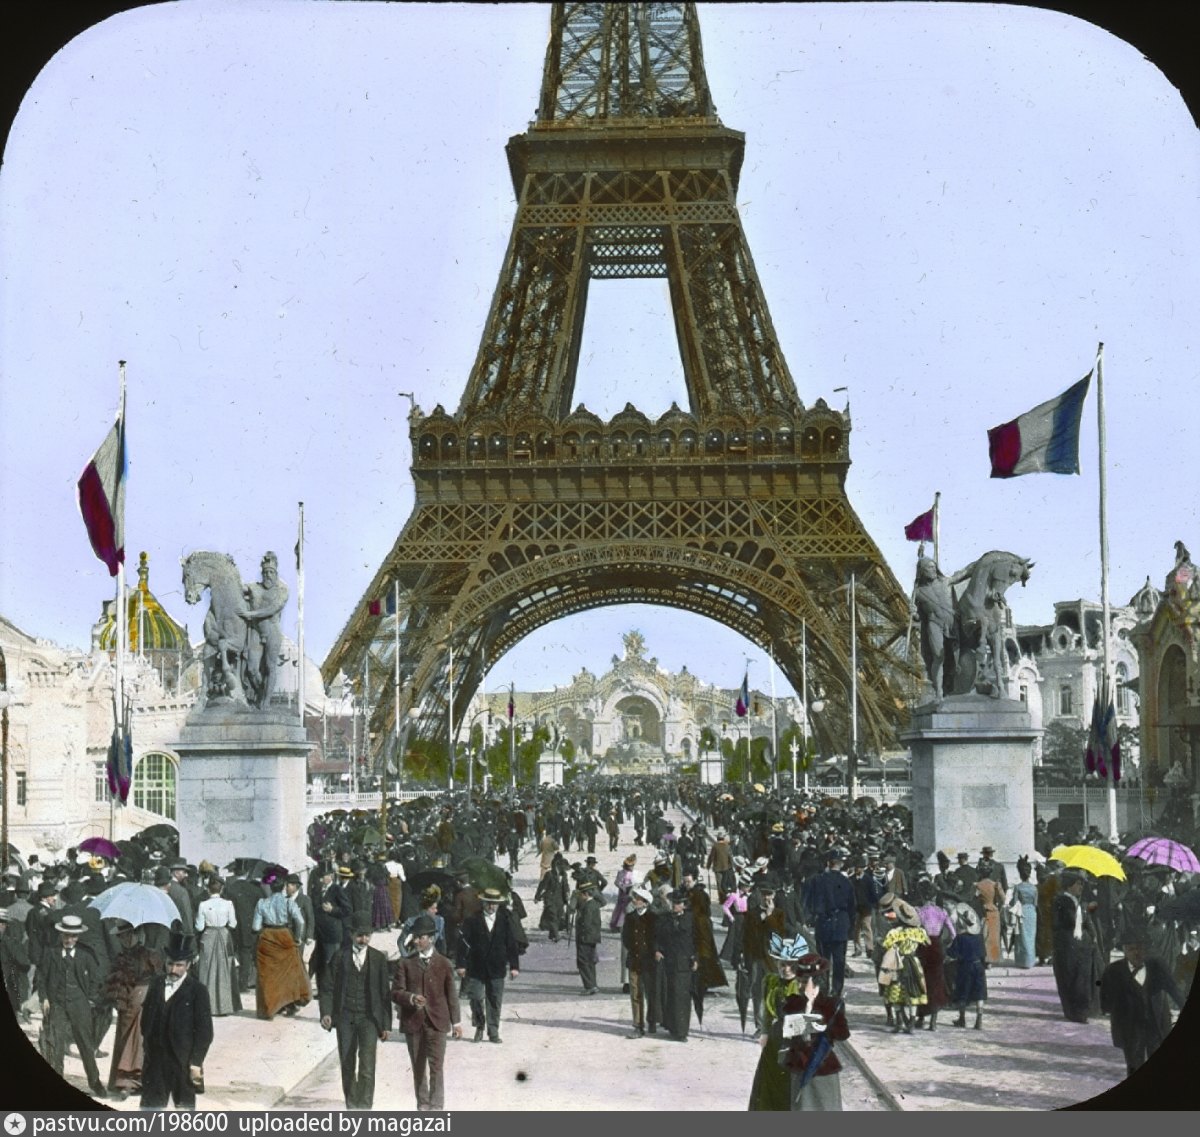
[[479, 887, 506, 905], [771, 822, 785, 833], [337, 865, 355, 878], [576, 880, 596, 894], [54, 914, 86, 936]]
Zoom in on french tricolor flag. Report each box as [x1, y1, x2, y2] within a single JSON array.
[[735, 670, 749, 718], [987, 373, 1091, 479], [77, 412, 127, 576]]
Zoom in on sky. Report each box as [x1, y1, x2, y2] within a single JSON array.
[[1, 1, 1198, 703]]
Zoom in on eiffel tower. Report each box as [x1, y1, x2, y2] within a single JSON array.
[[323, 3, 918, 768]]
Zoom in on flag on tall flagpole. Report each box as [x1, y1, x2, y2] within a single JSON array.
[[735, 670, 749, 717], [987, 373, 1091, 478], [1085, 675, 1121, 784], [78, 400, 127, 576], [903, 505, 935, 543], [106, 698, 133, 804]]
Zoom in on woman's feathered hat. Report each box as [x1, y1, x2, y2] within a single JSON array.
[[768, 932, 810, 961]]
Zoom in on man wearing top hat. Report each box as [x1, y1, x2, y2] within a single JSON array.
[[392, 914, 463, 1110], [37, 912, 107, 1098], [455, 887, 520, 1044], [743, 879, 787, 1035], [951, 851, 978, 898], [140, 930, 214, 1111], [24, 879, 61, 976], [568, 880, 605, 995], [319, 915, 392, 1110], [574, 855, 608, 894]]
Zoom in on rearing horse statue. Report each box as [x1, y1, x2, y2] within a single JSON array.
[[952, 550, 1033, 697], [182, 551, 251, 706]]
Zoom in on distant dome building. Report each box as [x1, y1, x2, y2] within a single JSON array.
[[91, 552, 194, 693]]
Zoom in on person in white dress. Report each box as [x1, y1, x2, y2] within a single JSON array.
[[194, 877, 241, 1015]]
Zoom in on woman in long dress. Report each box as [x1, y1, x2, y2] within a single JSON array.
[[1009, 856, 1039, 969], [195, 876, 242, 1015], [749, 933, 806, 1111], [102, 923, 163, 1100], [974, 867, 1005, 964]]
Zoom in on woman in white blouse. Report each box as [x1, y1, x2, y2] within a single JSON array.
[[195, 876, 242, 1015]]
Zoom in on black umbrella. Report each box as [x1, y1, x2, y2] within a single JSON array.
[[1158, 889, 1200, 923], [735, 965, 751, 1032], [408, 870, 457, 896], [691, 974, 706, 1025]]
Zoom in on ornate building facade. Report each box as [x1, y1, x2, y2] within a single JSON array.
[[1130, 541, 1200, 811], [466, 630, 797, 774]]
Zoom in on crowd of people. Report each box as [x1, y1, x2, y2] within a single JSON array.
[[0, 774, 1196, 1111]]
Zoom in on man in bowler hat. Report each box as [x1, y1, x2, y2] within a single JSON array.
[[140, 930, 214, 1111], [807, 850, 857, 996], [569, 880, 605, 994], [392, 914, 463, 1110], [1099, 923, 1184, 1075], [319, 915, 392, 1109]]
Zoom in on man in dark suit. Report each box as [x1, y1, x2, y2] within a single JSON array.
[[622, 886, 658, 1037], [1100, 924, 1184, 1076], [167, 859, 195, 934], [140, 930, 214, 1111], [37, 913, 107, 1098], [286, 874, 315, 965], [807, 849, 857, 996], [568, 881, 605, 994], [24, 880, 61, 974], [455, 887, 520, 1044], [319, 916, 392, 1110], [654, 888, 696, 1042], [311, 864, 352, 993], [392, 913, 463, 1110]]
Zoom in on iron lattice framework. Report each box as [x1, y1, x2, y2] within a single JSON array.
[[323, 3, 919, 769]]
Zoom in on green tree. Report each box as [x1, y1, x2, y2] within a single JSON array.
[[1040, 719, 1088, 783]]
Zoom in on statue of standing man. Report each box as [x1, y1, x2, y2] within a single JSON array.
[[243, 551, 288, 709], [913, 556, 969, 700]]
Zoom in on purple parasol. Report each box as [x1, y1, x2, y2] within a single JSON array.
[[1124, 837, 1200, 874]]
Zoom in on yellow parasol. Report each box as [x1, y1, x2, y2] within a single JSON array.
[[1049, 844, 1126, 881]]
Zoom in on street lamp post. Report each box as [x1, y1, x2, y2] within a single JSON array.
[[790, 736, 798, 792]]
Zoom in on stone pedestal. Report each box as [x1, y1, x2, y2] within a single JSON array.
[[699, 754, 725, 785], [175, 704, 311, 873], [901, 694, 1039, 879], [536, 753, 564, 786]]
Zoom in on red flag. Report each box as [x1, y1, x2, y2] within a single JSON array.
[[78, 413, 126, 576], [904, 507, 934, 543], [368, 599, 382, 617]]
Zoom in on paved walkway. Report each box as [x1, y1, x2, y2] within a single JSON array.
[[12, 807, 1193, 1111]]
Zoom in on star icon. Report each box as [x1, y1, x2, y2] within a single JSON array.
[[4, 1115, 27, 1135]]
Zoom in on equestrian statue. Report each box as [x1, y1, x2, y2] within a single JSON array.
[[182, 550, 289, 710], [913, 550, 1033, 701]]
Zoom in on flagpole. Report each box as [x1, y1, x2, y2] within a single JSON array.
[[1096, 342, 1118, 842], [297, 502, 306, 721], [769, 649, 778, 791], [800, 620, 808, 792], [509, 683, 516, 790], [112, 362, 129, 839], [393, 579, 402, 793], [849, 570, 859, 801], [932, 491, 941, 570]]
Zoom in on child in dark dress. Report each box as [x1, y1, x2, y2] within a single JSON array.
[[947, 905, 988, 1030]]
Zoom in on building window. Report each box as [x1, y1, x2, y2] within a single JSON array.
[[94, 761, 112, 803], [1019, 684, 1028, 704], [133, 752, 177, 820], [16, 772, 26, 807], [1060, 686, 1073, 716], [1116, 663, 1131, 714]]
